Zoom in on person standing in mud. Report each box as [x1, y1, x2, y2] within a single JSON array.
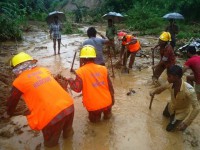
[[49, 16, 62, 55], [183, 46, 200, 101], [82, 27, 112, 66], [165, 19, 179, 49], [152, 31, 175, 85], [106, 19, 117, 58], [150, 65, 200, 132], [121, 34, 141, 70], [67, 45, 115, 123], [3, 52, 74, 147]]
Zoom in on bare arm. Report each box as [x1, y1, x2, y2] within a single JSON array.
[[182, 65, 190, 73], [150, 83, 169, 96], [67, 75, 83, 93], [7, 86, 22, 116]]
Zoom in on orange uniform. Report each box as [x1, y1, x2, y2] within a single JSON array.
[[13, 67, 74, 130], [76, 63, 112, 111], [124, 35, 141, 52]]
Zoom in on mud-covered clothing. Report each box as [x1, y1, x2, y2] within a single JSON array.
[[106, 25, 117, 40], [83, 37, 107, 65], [88, 105, 112, 122], [7, 67, 74, 130], [153, 44, 175, 79], [184, 55, 200, 84], [165, 24, 178, 47], [50, 23, 62, 40], [68, 62, 114, 111], [153, 80, 200, 126], [159, 44, 175, 68], [42, 107, 74, 147]]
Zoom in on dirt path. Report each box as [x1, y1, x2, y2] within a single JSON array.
[[0, 24, 200, 150]]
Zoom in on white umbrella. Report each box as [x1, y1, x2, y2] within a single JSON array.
[[163, 12, 184, 20], [46, 11, 66, 24]]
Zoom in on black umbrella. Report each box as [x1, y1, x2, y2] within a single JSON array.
[[102, 12, 124, 22], [163, 12, 184, 20], [46, 11, 66, 24]]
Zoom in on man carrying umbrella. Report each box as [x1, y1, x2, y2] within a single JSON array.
[[49, 15, 62, 55], [165, 19, 179, 49], [163, 12, 184, 49], [106, 19, 117, 58]]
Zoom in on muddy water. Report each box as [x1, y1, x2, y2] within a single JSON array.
[[0, 25, 200, 150]]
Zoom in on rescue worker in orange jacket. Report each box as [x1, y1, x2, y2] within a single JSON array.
[[67, 45, 115, 123], [121, 34, 141, 69], [3, 52, 74, 147]]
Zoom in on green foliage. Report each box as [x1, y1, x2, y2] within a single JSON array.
[[125, 3, 164, 35], [0, 2, 26, 40], [63, 21, 73, 34]]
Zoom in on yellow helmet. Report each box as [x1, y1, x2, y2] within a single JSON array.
[[11, 52, 34, 67], [80, 45, 96, 58], [159, 32, 171, 42]]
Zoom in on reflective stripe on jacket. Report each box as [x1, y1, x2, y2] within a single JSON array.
[[76, 63, 112, 111], [13, 67, 73, 130]]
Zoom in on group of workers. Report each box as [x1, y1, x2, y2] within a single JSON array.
[[1, 17, 200, 148]]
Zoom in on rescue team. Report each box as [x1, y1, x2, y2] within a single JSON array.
[[2, 28, 200, 147]]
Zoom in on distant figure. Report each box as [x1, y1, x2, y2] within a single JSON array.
[[165, 19, 179, 49], [152, 32, 176, 85], [106, 19, 117, 58], [150, 65, 200, 132], [121, 34, 141, 69], [183, 46, 200, 101], [68, 45, 115, 123], [49, 16, 62, 55], [83, 27, 112, 66]]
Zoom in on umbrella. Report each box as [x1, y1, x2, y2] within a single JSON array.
[[102, 12, 124, 22], [163, 12, 184, 20], [46, 11, 66, 24]]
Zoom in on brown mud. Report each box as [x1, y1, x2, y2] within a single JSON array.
[[0, 23, 200, 150]]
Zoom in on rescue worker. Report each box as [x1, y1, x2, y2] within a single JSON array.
[[3, 52, 74, 147], [152, 32, 176, 85], [150, 65, 200, 132], [67, 45, 115, 123], [118, 31, 127, 64], [183, 46, 200, 101], [106, 19, 117, 58], [121, 34, 141, 69]]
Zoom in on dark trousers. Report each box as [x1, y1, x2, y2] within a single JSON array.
[[42, 111, 74, 147], [163, 103, 181, 132], [153, 63, 166, 79], [123, 50, 137, 68], [88, 105, 112, 123]]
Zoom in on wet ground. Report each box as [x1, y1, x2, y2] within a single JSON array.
[[0, 24, 200, 150]]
